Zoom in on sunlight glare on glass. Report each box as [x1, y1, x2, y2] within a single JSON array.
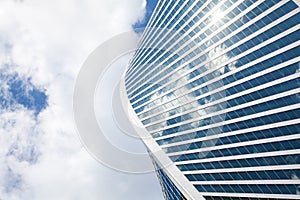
[[210, 8, 225, 25]]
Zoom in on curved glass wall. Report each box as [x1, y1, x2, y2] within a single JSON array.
[[125, 0, 300, 199]]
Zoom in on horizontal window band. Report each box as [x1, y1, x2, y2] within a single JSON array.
[[201, 192, 300, 200], [182, 164, 300, 175], [167, 133, 300, 157], [192, 180, 300, 185], [160, 118, 300, 149], [174, 149, 300, 165]]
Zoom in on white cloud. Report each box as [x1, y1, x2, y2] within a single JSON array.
[[0, 0, 163, 199]]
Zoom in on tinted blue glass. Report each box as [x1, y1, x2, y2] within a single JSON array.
[[195, 184, 298, 195], [127, 0, 299, 98], [148, 77, 298, 132], [163, 123, 300, 153], [128, 11, 297, 104], [152, 107, 299, 138], [171, 139, 300, 162], [155, 162, 187, 200], [177, 154, 300, 171], [186, 169, 300, 181], [127, 0, 192, 80], [134, 43, 299, 118]]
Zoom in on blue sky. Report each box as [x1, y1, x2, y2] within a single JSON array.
[[133, 0, 158, 31], [0, 0, 161, 199]]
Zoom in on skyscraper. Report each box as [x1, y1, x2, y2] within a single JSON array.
[[124, 0, 300, 199]]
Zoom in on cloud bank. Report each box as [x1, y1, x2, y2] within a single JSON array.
[[0, 0, 163, 199]]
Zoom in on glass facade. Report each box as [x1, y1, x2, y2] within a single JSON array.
[[154, 161, 187, 200], [124, 0, 300, 199]]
